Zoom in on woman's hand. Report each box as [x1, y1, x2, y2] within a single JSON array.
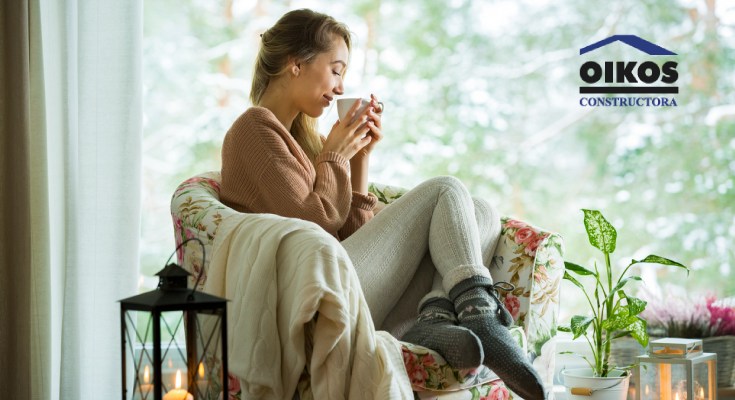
[[348, 94, 383, 194], [322, 98, 373, 160], [353, 94, 384, 160]]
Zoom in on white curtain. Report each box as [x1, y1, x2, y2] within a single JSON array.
[[1, 0, 142, 399]]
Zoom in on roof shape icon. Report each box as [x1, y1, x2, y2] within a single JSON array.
[[580, 35, 677, 56]]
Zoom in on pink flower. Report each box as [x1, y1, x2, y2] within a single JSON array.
[[486, 385, 510, 400], [504, 294, 521, 320], [524, 233, 549, 257], [402, 348, 428, 386], [227, 373, 241, 399], [421, 353, 436, 368], [402, 348, 418, 365], [638, 286, 726, 338], [504, 219, 527, 229], [708, 299, 735, 336], [182, 176, 207, 185], [206, 178, 221, 193], [514, 227, 536, 245]]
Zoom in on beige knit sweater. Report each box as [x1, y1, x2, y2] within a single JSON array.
[[220, 107, 377, 240]]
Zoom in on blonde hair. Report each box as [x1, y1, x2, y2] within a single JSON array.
[[251, 9, 352, 162]]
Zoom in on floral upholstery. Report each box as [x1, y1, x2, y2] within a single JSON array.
[[171, 173, 564, 400]]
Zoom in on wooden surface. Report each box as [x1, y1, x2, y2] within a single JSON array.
[[720, 386, 735, 400]]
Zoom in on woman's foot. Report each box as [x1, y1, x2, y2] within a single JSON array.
[[401, 295, 484, 369], [450, 282, 547, 400]]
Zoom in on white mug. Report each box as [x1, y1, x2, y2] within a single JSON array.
[[337, 97, 370, 124], [336, 97, 383, 124]]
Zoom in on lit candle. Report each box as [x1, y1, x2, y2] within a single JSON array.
[[162, 370, 193, 400], [196, 362, 208, 393], [698, 387, 705, 400], [139, 365, 153, 396], [675, 392, 680, 400]]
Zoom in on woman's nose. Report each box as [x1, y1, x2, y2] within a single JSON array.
[[333, 81, 344, 95]]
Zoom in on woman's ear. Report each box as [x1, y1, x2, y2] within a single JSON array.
[[288, 57, 301, 77]]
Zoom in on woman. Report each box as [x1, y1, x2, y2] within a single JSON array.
[[220, 9, 545, 400]]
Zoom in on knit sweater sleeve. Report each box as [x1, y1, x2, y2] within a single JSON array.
[[338, 191, 378, 239], [220, 108, 353, 235]]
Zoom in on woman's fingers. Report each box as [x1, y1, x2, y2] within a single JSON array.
[[370, 94, 383, 114], [345, 99, 364, 122], [347, 111, 370, 133], [368, 109, 382, 128]]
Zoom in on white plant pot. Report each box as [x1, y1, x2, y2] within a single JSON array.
[[562, 368, 630, 400]]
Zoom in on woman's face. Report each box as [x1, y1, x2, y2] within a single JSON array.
[[291, 36, 348, 118]]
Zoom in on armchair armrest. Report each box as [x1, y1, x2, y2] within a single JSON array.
[[492, 217, 564, 388]]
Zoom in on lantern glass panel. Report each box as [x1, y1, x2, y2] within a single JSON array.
[[636, 354, 717, 400], [122, 308, 226, 400], [638, 362, 689, 400], [693, 360, 716, 400]]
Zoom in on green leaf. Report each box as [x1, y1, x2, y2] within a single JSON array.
[[626, 318, 649, 348], [625, 295, 647, 316], [563, 271, 585, 291], [631, 255, 690, 276], [571, 315, 595, 339], [582, 209, 617, 254], [558, 325, 571, 333], [609, 331, 633, 341], [602, 310, 637, 332], [565, 261, 597, 277]]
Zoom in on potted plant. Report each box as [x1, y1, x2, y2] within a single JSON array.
[[560, 209, 689, 400]]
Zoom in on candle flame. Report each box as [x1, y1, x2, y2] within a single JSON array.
[[675, 392, 680, 400], [198, 362, 205, 378], [143, 365, 150, 384], [175, 369, 182, 389], [699, 387, 704, 398], [645, 385, 650, 396]]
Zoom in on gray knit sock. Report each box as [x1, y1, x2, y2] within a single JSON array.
[[450, 280, 547, 400], [400, 296, 484, 369]]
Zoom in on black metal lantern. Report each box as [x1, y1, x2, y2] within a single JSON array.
[[120, 260, 228, 400]]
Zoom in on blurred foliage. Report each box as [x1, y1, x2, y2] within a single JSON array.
[[142, 0, 734, 316]]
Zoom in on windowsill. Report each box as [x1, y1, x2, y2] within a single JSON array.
[[553, 332, 593, 400], [553, 384, 567, 400], [553, 332, 594, 374]]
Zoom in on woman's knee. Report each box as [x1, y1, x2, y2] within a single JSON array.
[[422, 175, 470, 197], [473, 197, 501, 225]]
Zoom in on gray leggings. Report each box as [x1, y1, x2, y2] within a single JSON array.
[[341, 176, 501, 333]]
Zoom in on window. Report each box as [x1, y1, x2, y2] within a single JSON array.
[[142, 0, 735, 331]]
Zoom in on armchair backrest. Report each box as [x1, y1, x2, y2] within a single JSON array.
[[170, 171, 234, 290]]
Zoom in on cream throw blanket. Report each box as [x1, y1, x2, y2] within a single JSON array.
[[203, 212, 412, 400]]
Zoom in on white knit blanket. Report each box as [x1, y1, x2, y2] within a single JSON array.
[[204, 212, 412, 400]]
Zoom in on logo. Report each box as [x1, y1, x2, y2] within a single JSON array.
[[579, 35, 679, 107]]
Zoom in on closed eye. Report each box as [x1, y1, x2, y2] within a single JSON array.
[[333, 70, 342, 77]]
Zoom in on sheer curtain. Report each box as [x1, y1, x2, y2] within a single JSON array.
[[0, 0, 142, 399]]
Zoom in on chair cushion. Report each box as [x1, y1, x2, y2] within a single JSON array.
[[286, 327, 526, 400], [401, 326, 526, 392], [414, 380, 514, 399]]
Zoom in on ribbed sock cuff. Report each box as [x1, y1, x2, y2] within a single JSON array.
[[443, 265, 492, 299], [417, 290, 452, 313], [447, 275, 494, 302]]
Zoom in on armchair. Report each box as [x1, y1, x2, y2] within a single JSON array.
[[171, 172, 564, 400]]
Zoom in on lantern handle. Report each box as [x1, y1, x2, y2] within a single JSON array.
[[164, 237, 207, 300]]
